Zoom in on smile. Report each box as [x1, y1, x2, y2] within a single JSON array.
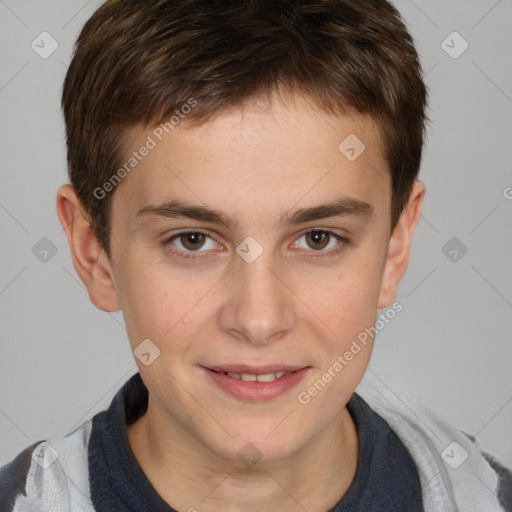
[[211, 369, 294, 382], [202, 366, 310, 401]]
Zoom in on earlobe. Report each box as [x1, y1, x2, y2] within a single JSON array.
[[56, 184, 121, 312], [377, 180, 425, 309]]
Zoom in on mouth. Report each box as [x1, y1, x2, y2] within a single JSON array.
[[209, 368, 296, 382], [201, 364, 310, 401]]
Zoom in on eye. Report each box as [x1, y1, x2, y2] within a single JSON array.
[[164, 230, 219, 257], [294, 229, 347, 255], [162, 228, 348, 261]]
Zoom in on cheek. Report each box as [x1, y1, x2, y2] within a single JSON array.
[[312, 253, 384, 336], [299, 261, 383, 407], [116, 260, 218, 347]]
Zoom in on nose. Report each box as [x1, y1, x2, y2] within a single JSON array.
[[218, 247, 296, 346]]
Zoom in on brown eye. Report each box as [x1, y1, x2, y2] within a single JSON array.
[[164, 230, 220, 260], [179, 232, 207, 251], [305, 230, 331, 250], [294, 229, 348, 257]]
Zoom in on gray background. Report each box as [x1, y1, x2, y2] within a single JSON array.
[[1, 0, 511, 473]]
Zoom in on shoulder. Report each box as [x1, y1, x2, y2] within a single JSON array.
[[0, 440, 41, 512], [482, 450, 512, 511], [0, 420, 94, 512], [355, 380, 512, 511]]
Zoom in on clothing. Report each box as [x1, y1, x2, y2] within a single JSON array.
[[0, 372, 510, 511]]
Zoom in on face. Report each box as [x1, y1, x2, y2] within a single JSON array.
[[103, 93, 400, 464]]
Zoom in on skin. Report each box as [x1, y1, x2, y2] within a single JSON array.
[[57, 90, 424, 512]]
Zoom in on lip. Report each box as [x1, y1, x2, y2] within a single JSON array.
[[206, 364, 306, 374], [201, 365, 310, 401]]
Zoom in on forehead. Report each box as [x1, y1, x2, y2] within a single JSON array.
[[112, 93, 390, 227]]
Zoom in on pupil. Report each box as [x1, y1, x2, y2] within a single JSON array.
[[182, 232, 205, 250], [308, 231, 328, 250]]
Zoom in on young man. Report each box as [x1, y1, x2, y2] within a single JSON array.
[[1, 0, 510, 511]]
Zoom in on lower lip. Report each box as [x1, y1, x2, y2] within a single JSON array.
[[202, 367, 310, 401]]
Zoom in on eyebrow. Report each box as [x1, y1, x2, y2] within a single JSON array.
[[135, 196, 373, 229]]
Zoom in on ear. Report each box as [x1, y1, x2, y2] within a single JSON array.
[[377, 180, 425, 309], [56, 184, 121, 312]]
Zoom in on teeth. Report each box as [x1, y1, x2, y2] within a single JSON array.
[[255, 373, 276, 382], [221, 371, 292, 382]]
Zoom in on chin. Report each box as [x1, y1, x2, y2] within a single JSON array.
[[202, 425, 307, 467]]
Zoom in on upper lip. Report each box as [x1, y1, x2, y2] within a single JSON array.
[[204, 364, 309, 374]]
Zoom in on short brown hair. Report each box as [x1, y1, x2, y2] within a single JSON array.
[[62, 0, 428, 257]]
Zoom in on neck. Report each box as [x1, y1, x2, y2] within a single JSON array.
[[126, 396, 359, 512]]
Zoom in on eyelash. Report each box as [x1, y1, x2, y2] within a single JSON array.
[[162, 229, 350, 261]]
